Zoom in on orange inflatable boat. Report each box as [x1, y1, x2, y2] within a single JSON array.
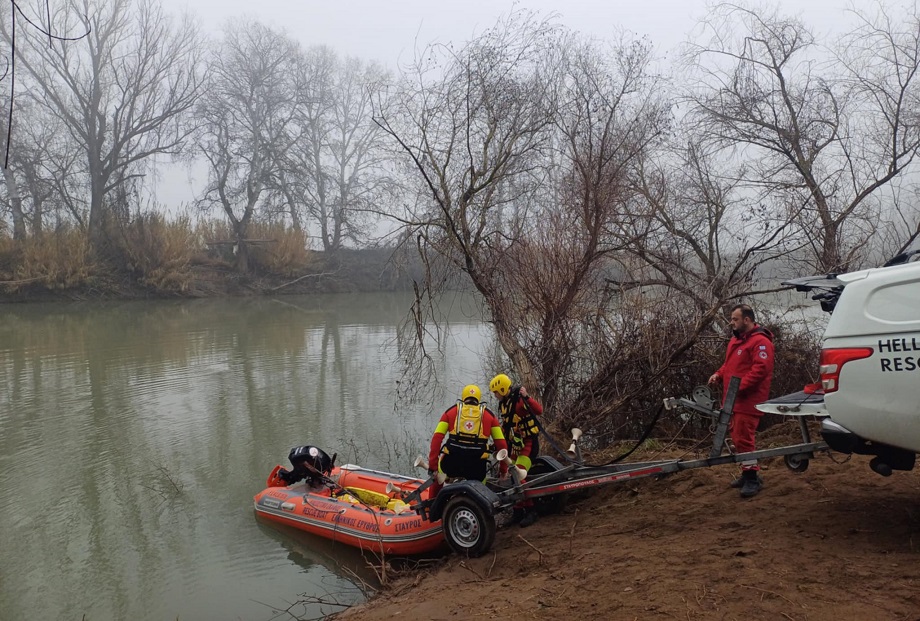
[[253, 463, 445, 556]]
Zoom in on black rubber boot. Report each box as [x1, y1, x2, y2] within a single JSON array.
[[730, 473, 763, 488], [507, 507, 525, 526], [518, 508, 539, 528], [739, 470, 763, 498]]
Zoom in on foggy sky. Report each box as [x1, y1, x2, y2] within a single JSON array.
[[151, 0, 860, 208], [160, 0, 859, 69]]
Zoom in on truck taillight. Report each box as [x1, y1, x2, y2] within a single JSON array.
[[819, 348, 873, 393]]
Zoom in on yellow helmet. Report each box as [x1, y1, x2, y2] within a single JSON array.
[[489, 374, 512, 397], [461, 384, 481, 404]]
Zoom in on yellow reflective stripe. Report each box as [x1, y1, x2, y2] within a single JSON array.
[[515, 455, 532, 472], [490, 425, 505, 440], [434, 421, 449, 435]]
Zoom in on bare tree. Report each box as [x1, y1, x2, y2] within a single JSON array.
[[495, 36, 671, 413], [375, 10, 564, 390], [195, 20, 299, 272], [624, 138, 799, 306], [836, 2, 920, 262], [683, 2, 920, 273], [321, 56, 391, 250], [270, 46, 336, 232], [0, 92, 81, 236], [3, 0, 204, 247], [873, 187, 920, 262], [0, 102, 27, 238], [274, 48, 391, 252], [21, 110, 81, 234], [378, 13, 697, 425]]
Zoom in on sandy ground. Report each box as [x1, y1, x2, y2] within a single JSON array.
[[332, 423, 920, 621]]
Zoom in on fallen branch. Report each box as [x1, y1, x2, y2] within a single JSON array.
[[271, 271, 335, 291], [0, 276, 43, 285], [568, 508, 579, 555], [340, 566, 376, 598], [205, 239, 277, 245], [458, 560, 484, 581], [517, 534, 545, 565], [154, 463, 183, 494], [738, 584, 803, 608]]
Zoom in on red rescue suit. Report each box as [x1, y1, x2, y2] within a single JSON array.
[[716, 325, 774, 471], [496, 389, 543, 512], [428, 402, 508, 498]]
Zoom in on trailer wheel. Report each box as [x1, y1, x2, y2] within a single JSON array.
[[784, 453, 810, 473], [442, 495, 496, 557]]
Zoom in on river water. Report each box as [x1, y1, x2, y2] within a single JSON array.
[[0, 293, 492, 621]]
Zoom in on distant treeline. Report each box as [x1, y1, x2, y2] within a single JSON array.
[[0, 215, 427, 302]]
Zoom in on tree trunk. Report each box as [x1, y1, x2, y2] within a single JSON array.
[[821, 221, 842, 273], [234, 222, 250, 273], [21, 163, 45, 237], [490, 307, 538, 398], [280, 185, 302, 231], [31, 196, 43, 238], [88, 162, 108, 247], [1, 166, 27, 240]]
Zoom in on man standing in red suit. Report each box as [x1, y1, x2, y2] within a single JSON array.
[[709, 304, 774, 498]]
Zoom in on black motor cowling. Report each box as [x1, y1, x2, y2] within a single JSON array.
[[278, 445, 336, 485]]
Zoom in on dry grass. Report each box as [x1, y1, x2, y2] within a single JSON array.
[[194, 219, 312, 276], [0, 214, 317, 295], [194, 218, 233, 247], [247, 221, 312, 276], [118, 214, 198, 292], [0, 227, 96, 291]]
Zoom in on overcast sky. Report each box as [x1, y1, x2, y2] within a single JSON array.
[[151, 0, 861, 208], [160, 0, 860, 69]]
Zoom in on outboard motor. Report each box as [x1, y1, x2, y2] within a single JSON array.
[[278, 445, 336, 486]]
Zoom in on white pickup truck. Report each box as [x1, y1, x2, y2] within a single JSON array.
[[757, 255, 920, 476]]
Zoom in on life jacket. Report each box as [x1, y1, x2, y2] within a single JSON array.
[[498, 390, 539, 449], [444, 401, 491, 458]]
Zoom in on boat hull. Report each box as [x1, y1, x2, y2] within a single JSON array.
[[253, 464, 444, 556]]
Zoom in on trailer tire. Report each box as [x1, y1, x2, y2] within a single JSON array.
[[442, 495, 496, 557], [784, 453, 810, 473]]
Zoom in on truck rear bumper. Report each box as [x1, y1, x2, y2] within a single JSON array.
[[821, 418, 916, 474]]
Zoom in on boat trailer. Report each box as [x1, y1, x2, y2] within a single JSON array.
[[416, 377, 829, 557]]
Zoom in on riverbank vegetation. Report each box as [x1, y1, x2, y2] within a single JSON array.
[[2, 1, 920, 440], [0, 215, 417, 300]]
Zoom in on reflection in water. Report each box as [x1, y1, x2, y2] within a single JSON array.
[[252, 520, 373, 619], [253, 519, 382, 587], [0, 293, 489, 621]]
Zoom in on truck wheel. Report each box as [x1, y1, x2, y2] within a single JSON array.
[[442, 495, 496, 557], [784, 453, 810, 473]]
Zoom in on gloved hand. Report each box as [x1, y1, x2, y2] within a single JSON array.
[[427, 469, 436, 477], [277, 468, 293, 484]]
